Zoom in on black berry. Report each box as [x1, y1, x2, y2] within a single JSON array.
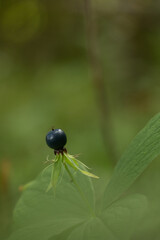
[[46, 129, 67, 150]]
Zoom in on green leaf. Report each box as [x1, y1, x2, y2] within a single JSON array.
[[101, 194, 148, 240], [66, 194, 148, 240], [103, 113, 160, 208], [66, 217, 117, 240], [8, 165, 148, 240], [8, 164, 95, 240]]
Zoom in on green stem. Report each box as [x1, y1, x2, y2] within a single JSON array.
[[64, 160, 95, 217]]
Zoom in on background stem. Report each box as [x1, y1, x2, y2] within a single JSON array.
[[83, 0, 117, 164]]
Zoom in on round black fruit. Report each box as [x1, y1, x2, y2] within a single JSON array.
[[46, 129, 67, 150]]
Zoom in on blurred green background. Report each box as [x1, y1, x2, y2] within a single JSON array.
[[0, 0, 160, 239]]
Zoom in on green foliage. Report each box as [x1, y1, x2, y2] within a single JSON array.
[[2, 0, 42, 43], [8, 113, 160, 240], [8, 165, 147, 240], [63, 153, 99, 179], [101, 194, 147, 240], [8, 165, 95, 240], [103, 112, 160, 208], [46, 152, 99, 192], [46, 154, 62, 192]]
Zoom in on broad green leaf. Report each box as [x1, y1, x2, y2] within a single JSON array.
[[67, 217, 117, 240], [101, 194, 148, 240], [103, 113, 160, 208], [67, 194, 147, 240], [8, 165, 148, 240], [8, 164, 95, 240]]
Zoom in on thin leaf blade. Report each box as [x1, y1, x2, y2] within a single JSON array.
[[64, 153, 99, 179], [80, 169, 99, 179], [103, 113, 160, 208]]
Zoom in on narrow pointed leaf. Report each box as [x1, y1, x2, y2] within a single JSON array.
[[67, 154, 79, 166], [46, 154, 61, 191], [80, 169, 99, 179], [103, 113, 160, 208], [64, 153, 99, 179], [50, 154, 62, 188], [76, 159, 91, 170], [67, 154, 90, 169], [64, 153, 79, 171]]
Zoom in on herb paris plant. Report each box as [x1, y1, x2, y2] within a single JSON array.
[[8, 113, 160, 240], [45, 128, 98, 192]]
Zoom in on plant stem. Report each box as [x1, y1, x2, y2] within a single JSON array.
[[83, 0, 117, 165], [64, 160, 95, 217]]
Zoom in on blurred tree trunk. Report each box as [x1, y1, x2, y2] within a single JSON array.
[[83, 0, 117, 165]]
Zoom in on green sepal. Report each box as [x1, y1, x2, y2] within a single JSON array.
[[64, 153, 79, 170], [64, 153, 99, 179], [67, 154, 91, 169], [46, 154, 62, 192]]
